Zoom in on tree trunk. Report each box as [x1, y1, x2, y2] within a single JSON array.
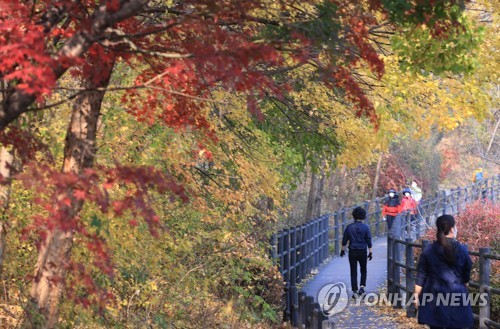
[[0, 147, 14, 274], [305, 169, 318, 221], [23, 63, 113, 329], [305, 162, 326, 221], [371, 154, 383, 200], [336, 165, 348, 209], [324, 156, 338, 213], [313, 162, 326, 218]]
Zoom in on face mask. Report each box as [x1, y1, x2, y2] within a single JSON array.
[[404, 193, 410, 197], [389, 193, 395, 197], [411, 182, 417, 188]]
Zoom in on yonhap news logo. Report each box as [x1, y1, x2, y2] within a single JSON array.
[[317, 282, 348, 316], [317, 281, 488, 316]]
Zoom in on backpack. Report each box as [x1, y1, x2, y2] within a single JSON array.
[[475, 171, 484, 182]]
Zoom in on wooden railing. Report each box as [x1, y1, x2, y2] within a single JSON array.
[[270, 174, 500, 328], [270, 215, 329, 325]]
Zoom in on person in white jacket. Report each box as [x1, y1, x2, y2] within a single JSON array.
[[411, 180, 423, 222], [411, 180, 422, 203]]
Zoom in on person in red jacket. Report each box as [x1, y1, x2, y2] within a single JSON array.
[[400, 187, 418, 222], [382, 188, 400, 231]]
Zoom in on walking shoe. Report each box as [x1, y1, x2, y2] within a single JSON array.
[[352, 291, 358, 299], [358, 287, 365, 295]]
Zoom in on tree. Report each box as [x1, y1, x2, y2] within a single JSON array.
[[0, 0, 486, 327], [22, 56, 115, 327]]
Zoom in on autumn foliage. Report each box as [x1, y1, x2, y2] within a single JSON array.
[[0, 0, 489, 327], [423, 199, 500, 266], [452, 200, 499, 252]]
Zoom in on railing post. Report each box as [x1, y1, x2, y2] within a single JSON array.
[[387, 233, 394, 294], [341, 209, 347, 234], [405, 212, 411, 238], [290, 228, 297, 286], [323, 216, 329, 260], [295, 226, 302, 283], [393, 238, 402, 308], [456, 187, 462, 213], [312, 303, 326, 329], [493, 175, 499, 202], [481, 179, 491, 199], [334, 212, 340, 255], [318, 218, 323, 263], [364, 201, 370, 226], [283, 229, 290, 286], [298, 291, 306, 327], [300, 224, 306, 280], [475, 181, 480, 201], [375, 199, 381, 237], [314, 219, 319, 267], [284, 282, 291, 322], [290, 285, 299, 327], [305, 223, 310, 275], [494, 176, 496, 201], [303, 223, 309, 275], [305, 296, 314, 328], [405, 238, 416, 317], [295, 226, 301, 282], [424, 201, 430, 227], [317, 218, 322, 265], [312, 306, 319, 329], [493, 175, 500, 203], [312, 220, 317, 268], [277, 230, 284, 275], [270, 234, 277, 266], [433, 192, 440, 219], [416, 212, 421, 240], [441, 190, 447, 215], [464, 186, 470, 206], [479, 247, 491, 329]]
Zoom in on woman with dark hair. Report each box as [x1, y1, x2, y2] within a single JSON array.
[[414, 214, 473, 329]]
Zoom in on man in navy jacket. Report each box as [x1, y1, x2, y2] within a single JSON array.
[[340, 207, 373, 297]]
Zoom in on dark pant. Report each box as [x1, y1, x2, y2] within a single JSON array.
[[386, 215, 396, 231], [430, 327, 466, 329], [348, 249, 367, 292]]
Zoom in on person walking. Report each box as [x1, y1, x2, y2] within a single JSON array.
[[472, 167, 484, 183], [400, 187, 418, 222], [340, 207, 372, 297], [411, 180, 424, 222], [472, 167, 487, 199], [414, 214, 473, 329], [382, 188, 400, 231], [411, 180, 423, 204]]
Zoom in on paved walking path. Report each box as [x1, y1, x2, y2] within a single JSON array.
[[300, 235, 401, 328]]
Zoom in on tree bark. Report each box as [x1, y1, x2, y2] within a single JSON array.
[[22, 63, 113, 328], [305, 170, 318, 221], [371, 153, 383, 200], [336, 165, 347, 209], [0, 147, 14, 274], [325, 166, 339, 213], [305, 162, 326, 221], [313, 162, 326, 218]]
